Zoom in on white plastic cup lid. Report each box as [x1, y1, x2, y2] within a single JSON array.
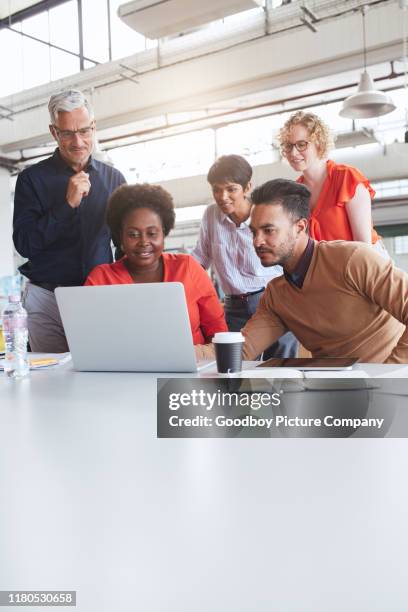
[[212, 332, 245, 344]]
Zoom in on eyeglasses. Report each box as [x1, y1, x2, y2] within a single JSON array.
[[53, 125, 94, 140], [281, 140, 310, 155]]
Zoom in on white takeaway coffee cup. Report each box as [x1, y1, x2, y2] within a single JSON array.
[[212, 332, 245, 374]]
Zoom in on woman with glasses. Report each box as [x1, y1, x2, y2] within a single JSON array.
[[278, 111, 387, 255]]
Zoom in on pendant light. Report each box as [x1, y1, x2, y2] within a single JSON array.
[[340, 6, 396, 119]]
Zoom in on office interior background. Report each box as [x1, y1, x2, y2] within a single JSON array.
[[2, 5, 408, 611], [1, 0, 408, 280]]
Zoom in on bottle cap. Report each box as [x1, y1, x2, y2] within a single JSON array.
[[3, 275, 21, 299]]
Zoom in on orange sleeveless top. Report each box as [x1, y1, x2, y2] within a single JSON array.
[[297, 160, 379, 244]]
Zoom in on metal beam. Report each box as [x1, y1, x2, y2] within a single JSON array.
[[0, 156, 20, 172], [0, 0, 68, 29], [77, 0, 84, 71], [6, 25, 98, 64]]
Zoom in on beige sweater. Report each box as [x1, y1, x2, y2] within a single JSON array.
[[241, 241, 408, 364]]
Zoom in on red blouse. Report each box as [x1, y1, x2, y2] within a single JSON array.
[[85, 253, 227, 345], [297, 160, 379, 243]]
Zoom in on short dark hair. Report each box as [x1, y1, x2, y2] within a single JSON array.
[[251, 179, 311, 220], [207, 155, 252, 188], [107, 183, 176, 245]]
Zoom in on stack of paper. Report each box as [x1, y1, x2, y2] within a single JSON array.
[[0, 352, 71, 371]]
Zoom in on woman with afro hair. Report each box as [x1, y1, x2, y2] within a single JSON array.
[[85, 183, 227, 348]]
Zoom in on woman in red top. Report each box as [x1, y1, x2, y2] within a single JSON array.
[[278, 111, 387, 255], [85, 183, 227, 346]]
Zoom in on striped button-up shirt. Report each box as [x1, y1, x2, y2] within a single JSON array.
[[191, 204, 282, 295]]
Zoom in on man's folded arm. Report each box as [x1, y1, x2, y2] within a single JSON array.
[[380, 266, 408, 363], [13, 173, 75, 259], [194, 292, 287, 362], [241, 293, 287, 360]]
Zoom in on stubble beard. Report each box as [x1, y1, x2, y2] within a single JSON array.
[[259, 239, 296, 268]]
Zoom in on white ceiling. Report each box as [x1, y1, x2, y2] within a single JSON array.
[[0, 0, 43, 20], [0, 0, 405, 159]]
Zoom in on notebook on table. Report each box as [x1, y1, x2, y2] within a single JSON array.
[[55, 283, 213, 373], [256, 357, 359, 371]]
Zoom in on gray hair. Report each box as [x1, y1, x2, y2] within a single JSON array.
[[48, 89, 94, 125]]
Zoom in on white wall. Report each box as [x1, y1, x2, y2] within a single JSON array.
[[0, 168, 14, 278]]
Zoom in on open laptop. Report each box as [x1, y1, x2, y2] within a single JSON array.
[[55, 283, 213, 372]]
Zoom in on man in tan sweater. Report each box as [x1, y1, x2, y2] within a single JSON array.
[[239, 179, 408, 364]]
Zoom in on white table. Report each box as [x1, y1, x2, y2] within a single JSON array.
[[1, 361, 408, 611]]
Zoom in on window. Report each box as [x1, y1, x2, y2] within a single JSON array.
[[395, 236, 408, 255], [109, 0, 150, 59], [82, 0, 109, 62], [50, 47, 80, 80], [0, 0, 152, 96], [376, 225, 408, 273], [49, 1, 79, 53], [22, 36, 50, 89]]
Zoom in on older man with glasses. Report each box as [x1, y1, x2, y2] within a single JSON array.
[[13, 89, 126, 353]]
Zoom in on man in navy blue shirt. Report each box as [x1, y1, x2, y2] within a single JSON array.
[[13, 89, 126, 352]]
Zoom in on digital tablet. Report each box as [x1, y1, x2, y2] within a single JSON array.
[[256, 357, 359, 371]]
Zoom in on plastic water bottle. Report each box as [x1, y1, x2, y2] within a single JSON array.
[[2, 285, 29, 380]]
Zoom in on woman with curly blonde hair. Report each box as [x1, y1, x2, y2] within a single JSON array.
[[278, 110, 386, 254]]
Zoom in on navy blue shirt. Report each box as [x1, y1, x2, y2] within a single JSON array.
[[13, 149, 126, 286], [284, 238, 315, 289]]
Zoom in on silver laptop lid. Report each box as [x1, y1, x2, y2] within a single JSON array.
[[55, 283, 197, 372]]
